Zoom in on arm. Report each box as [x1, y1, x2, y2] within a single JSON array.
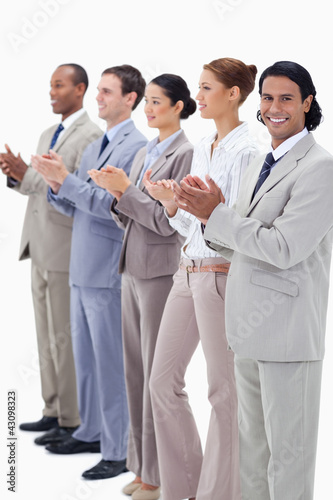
[[115, 148, 194, 236], [204, 156, 333, 269]]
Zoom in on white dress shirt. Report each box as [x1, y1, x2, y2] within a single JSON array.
[[169, 122, 259, 259]]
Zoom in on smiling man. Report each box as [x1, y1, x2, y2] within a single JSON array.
[[30, 65, 147, 481], [170, 61, 333, 500], [0, 64, 102, 440]]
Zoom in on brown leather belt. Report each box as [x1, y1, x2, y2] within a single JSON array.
[[180, 263, 230, 274]]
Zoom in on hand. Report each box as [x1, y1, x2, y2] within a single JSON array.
[[90, 165, 131, 194], [31, 149, 69, 184], [0, 144, 28, 181], [88, 168, 123, 199], [172, 174, 225, 224], [142, 169, 174, 200], [142, 169, 178, 216]]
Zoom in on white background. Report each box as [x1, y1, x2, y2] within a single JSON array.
[[1, 0, 332, 499]]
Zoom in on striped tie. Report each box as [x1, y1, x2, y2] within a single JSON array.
[[252, 152, 275, 199], [49, 123, 64, 149]]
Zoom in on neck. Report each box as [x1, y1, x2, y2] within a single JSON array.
[[158, 124, 181, 142], [106, 112, 131, 131], [61, 104, 83, 121], [214, 114, 241, 143]]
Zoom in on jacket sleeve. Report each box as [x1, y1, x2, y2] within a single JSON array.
[[115, 147, 193, 236], [204, 155, 333, 269]]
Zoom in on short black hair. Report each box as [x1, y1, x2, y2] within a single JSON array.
[[57, 63, 89, 93], [257, 61, 323, 131], [102, 65, 146, 110]]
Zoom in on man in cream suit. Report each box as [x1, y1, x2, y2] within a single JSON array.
[[170, 61, 333, 500], [31, 65, 147, 481], [0, 64, 102, 441]]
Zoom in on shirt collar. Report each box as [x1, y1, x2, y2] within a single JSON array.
[[271, 127, 309, 161], [105, 118, 132, 143], [206, 122, 249, 152], [61, 108, 85, 130], [146, 129, 182, 156]]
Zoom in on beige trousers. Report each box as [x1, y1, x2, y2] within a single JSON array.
[[121, 272, 174, 486], [31, 262, 80, 427], [234, 356, 323, 500], [150, 258, 240, 500]]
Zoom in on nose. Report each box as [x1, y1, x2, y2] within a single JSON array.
[[144, 101, 152, 113], [269, 98, 283, 114], [195, 89, 202, 101], [50, 86, 55, 98]]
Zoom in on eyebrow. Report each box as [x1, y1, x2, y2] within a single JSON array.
[[145, 96, 161, 99], [262, 93, 295, 97], [199, 81, 212, 85]]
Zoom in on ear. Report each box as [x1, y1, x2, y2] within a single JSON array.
[[174, 100, 184, 116], [303, 94, 313, 113], [229, 85, 240, 101], [126, 91, 138, 109], [75, 82, 86, 98]]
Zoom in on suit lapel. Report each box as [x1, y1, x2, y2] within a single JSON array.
[[52, 111, 89, 153], [246, 133, 315, 215], [137, 130, 188, 191], [86, 120, 135, 180]]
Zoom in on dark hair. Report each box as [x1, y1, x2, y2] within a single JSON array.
[[102, 65, 146, 110], [57, 63, 89, 93], [203, 57, 257, 105], [257, 61, 323, 131], [149, 73, 196, 119]]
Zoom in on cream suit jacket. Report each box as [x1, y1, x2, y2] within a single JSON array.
[[10, 112, 102, 271], [204, 133, 333, 362], [111, 130, 193, 279]]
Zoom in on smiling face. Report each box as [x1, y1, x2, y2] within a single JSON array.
[[49, 66, 84, 120], [144, 83, 182, 132], [260, 76, 313, 149], [96, 73, 132, 129], [196, 69, 234, 120]]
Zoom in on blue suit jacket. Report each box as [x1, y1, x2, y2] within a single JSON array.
[[48, 119, 147, 289]]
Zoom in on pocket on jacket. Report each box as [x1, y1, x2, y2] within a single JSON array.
[[250, 269, 299, 297]]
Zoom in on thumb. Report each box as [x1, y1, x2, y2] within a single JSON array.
[[205, 174, 219, 193], [49, 149, 61, 161]]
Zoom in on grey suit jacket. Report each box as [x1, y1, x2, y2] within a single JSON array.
[[111, 130, 193, 279], [10, 111, 102, 272], [48, 119, 147, 289], [204, 133, 333, 362]]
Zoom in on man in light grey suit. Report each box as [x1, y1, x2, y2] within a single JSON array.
[[31, 64, 147, 481], [0, 64, 102, 439], [170, 61, 333, 500]]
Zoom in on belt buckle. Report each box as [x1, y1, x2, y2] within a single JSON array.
[[186, 265, 193, 274]]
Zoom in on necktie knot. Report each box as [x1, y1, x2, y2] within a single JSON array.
[[98, 134, 109, 158], [49, 123, 64, 150]]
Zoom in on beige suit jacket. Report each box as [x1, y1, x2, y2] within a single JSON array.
[[204, 133, 333, 361], [111, 130, 193, 279], [10, 111, 102, 272]]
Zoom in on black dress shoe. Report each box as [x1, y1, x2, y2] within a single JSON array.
[[82, 458, 128, 480], [46, 436, 100, 454], [19, 416, 58, 432], [34, 425, 79, 445]]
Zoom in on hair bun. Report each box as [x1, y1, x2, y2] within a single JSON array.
[[181, 97, 197, 119]]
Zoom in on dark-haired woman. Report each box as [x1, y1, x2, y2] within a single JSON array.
[[89, 73, 196, 500], [145, 58, 259, 500]]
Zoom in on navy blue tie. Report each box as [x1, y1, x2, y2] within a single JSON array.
[[252, 152, 275, 199], [98, 134, 109, 158], [49, 123, 64, 149]]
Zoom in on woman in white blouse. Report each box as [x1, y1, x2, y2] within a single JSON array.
[[89, 74, 196, 500], [144, 58, 259, 500]]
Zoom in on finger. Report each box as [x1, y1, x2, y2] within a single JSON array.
[[205, 174, 219, 192], [5, 144, 13, 154], [142, 169, 152, 183]]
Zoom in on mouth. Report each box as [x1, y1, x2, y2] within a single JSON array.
[[146, 116, 155, 121], [267, 117, 288, 124], [50, 100, 58, 106], [198, 104, 206, 111]]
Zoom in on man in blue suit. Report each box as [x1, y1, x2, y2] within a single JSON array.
[[31, 64, 147, 480]]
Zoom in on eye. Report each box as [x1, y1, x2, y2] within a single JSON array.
[[153, 100, 159, 105]]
